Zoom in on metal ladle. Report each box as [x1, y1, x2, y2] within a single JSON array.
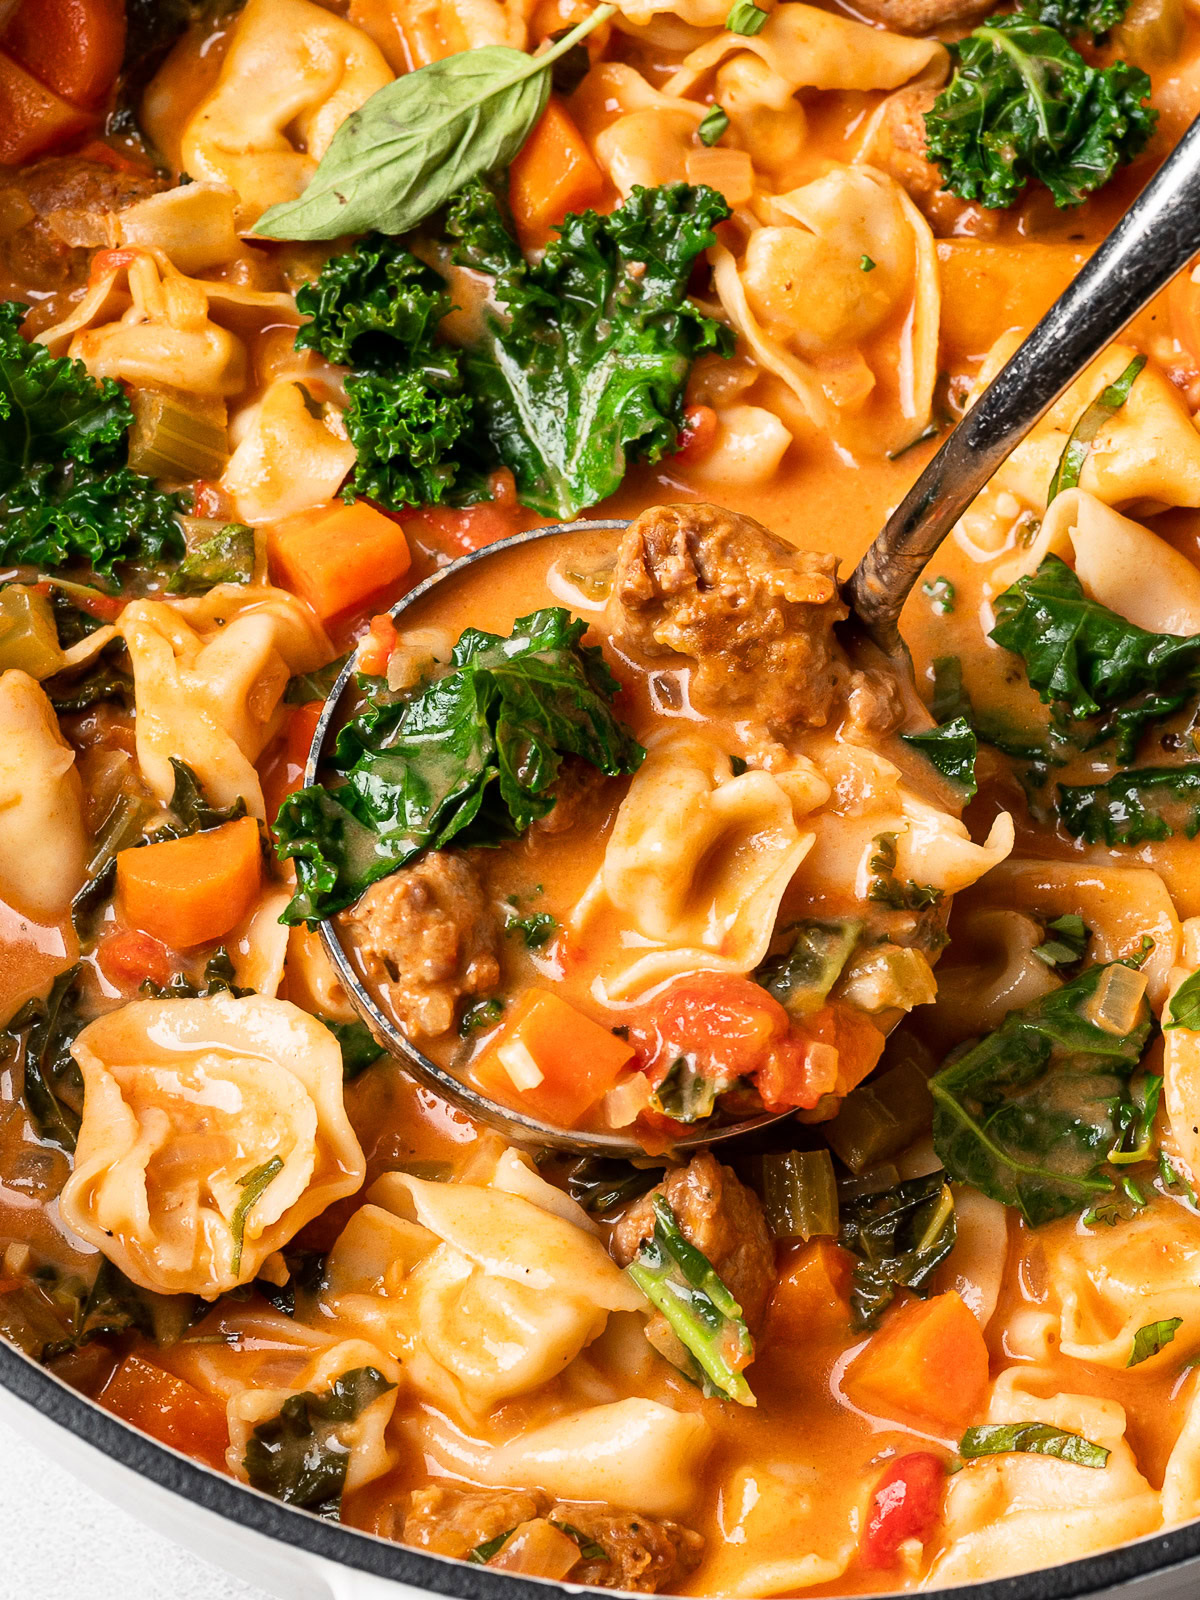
[[310, 115, 1200, 1156]]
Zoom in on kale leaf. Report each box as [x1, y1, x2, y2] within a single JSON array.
[[243, 1366, 396, 1518], [901, 716, 979, 798], [1018, 0, 1130, 40], [991, 555, 1200, 761], [931, 961, 1152, 1225], [328, 1019, 386, 1080], [448, 181, 732, 518], [1057, 764, 1200, 844], [0, 302, 185, 576], [838, 1172, 956, 1330], [275, 607, 643, 924], [0, 965, 87, 1153], [960, 1421, 1109, 1467], [923, 16, 1155, 210]]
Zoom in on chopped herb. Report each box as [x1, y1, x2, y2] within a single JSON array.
[[229, 1157, 284, 1279], [328, 1020, 386, 1080], [275, 608, 644, 924], [1108, 1072, 1162, 1165], [167, 758, 249, 835], [959, 1422, 1110, 1468], [551, 1523, 609, 1561], [0, 966, 86, 1153], [697, 105, 730, 145], [1128, 1317, 1182, 1367], [649, 1056, 721, 1123], [860, 254, 877, 272], [459, 997, 505, 1037], [167, 522, 255, 593], [1033, 914, 1091, 968], [838, 1171, 956, 1330], [1047, 355, 1146, 502], [902, 716, 978, 797], [1167, 971, 1200, 1031], [867, 833, 943, 913], [756, 919, 861, 1018], [243, 1366, 396, 1517], [505, 910, 559, 950], [469, 1531, 515, 1564], [921, 576, 955, 614], [625, 1195, 756, 1405], [726, 0, 769, 32], [1160, 1149, 1200, 1209]]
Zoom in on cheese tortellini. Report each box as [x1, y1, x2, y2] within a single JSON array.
[[59, 995, 366, 1298], [180, 0, 393, 226], [222, 377, 357, 524], [0, 671, 87, 923], [118, 582, 331, 818]]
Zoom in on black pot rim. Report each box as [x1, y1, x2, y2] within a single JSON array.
[[4, 1334, 1200, 1600]]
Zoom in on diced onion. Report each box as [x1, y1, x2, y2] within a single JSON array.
[[497, 1038, 545, 1092], [604, 1072, 653, 1128], [1083, 964, 1148, 1035]]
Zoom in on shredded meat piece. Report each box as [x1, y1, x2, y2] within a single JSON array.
[[342, 851, 501, 1039], [402, 1485, 704, 1592], [850, 0, 990, 30], [867, 87, 1000, 239], [843, 668, 906, 744], [611, 1151, 776, 1333], [529, 755, 604, 836], [611, 503, 850, 736], [0, 157, 163, 309]]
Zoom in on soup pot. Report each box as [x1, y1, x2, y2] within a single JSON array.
[[3, 1335, 1200, 1600]]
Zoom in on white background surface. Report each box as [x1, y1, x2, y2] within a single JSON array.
[[0, 1412, 275, 1600]]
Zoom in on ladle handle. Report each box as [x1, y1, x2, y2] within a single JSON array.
[[847, 111, 1200, 654]]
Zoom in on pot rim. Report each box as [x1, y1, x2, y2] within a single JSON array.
[[4, 1335, 1199, 1600]]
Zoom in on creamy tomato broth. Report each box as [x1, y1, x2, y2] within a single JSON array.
[[3, 0, 1200, 1593]]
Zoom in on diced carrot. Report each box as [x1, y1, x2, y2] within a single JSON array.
[[0, 49, 95, 163], [508, 96, 605, 252], [96, 928, 176, 990], [843, 1290, 990, 1432], [4, 0, 125, 109], [765, 1239, 854, 1345], [358, 612, 398, 677], [100, 1351, 229, 1472], [472, 989, 635, 1127], [116, 816, 263, 950], [261, 700, 323, 825], [268, 500, 412, 622]]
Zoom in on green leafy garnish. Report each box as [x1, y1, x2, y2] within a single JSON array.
[[726, 0, 769, 32], [648, 1055, 721, 1124], [40, 1258, 158, 1361], [275, 607, 643, 924], [229, 1157, 284, 1278], [505, 910, 558, 949], [459, 996, 505, 1037], [469, 1531, 515, 1564], [992, 556, 1200, 761], [1108, 1072, 1161, 1165], [866, 833, 943, 912], [756, 919, 862, 1018], [923, 15, 1155, 210], [625, 1194, 756, 1405], [1128, 1317, 1182, 1367], [167, 757, 249, 835], [931, 962, 1152, 1225], [1019, 0, 1130, 42], [243, 1366, 396, 1517], [860, 255, 877, 272], [0, 301, 185, 576], [1, 966, 86, 1153], [1034, 914, 1091, 968], [838, 1172, 956, 1330], [253, 7, 615, 240], [1168, 971, 1200, 1031], [1047, 354, 1145, 502], [286, 655, 349, 706], [697, 105, 729, 145], [552, 1522, 609, 1561], [922, 576, 955, 614], [564, 1154, 662, 1215], [167, 522, 255, 593], [902, 717, 979, 798], [959, 1422, 1110, 1468], [328, 1019, 386, 1080], [1057, 765, 1200, 845]]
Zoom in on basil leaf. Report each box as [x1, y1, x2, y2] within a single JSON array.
[[254, 8, 614, 241], [697, 105, 729, 145], [1033, 913, 1091, 968], [902, 716, 979, 797], [960, 1422, 1110, 1468], [1168, 971, 1200, 1031], [230, 1156, 284, 1278], [1129, 1317, 1182, 1367], [726, 0, 768, 32], [1047, 354, 1146, 502]]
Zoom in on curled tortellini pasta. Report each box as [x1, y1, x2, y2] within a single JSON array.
[[574, 65, 705, 196], [927, 1370, 1161, 1583], [118, 582, 331, 819], [699, 1464, 855, 1596], [222, 378, 357, 524], [181, 0, 393, 226], [594, 730, 826, 997], [384, 1170, 644, 1415], [0, 671, 87, 923], [227, 1338, 402, 1493], [59, 996, 366, 1298]]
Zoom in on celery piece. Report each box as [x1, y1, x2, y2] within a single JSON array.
[[128, 390, 229, 482], [760, 1149, 838, 1241], [626, 1195, 756, 1405], [0, 585, 64, 678], [824, 1059, 933, 1174], [757, 919, 862, 1018]]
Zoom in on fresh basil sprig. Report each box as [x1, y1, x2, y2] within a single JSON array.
[[1128, 1317, 1182, 1367], [254, 5, 615, 241], [959, 1422, 1110, 1468], [1047, 353, 1145, 502]]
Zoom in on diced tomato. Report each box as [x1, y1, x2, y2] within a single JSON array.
[[191, 480, 233, 521], [403, 468, 524, 557], [100, 1352, 229, 1472], [4, 0, 125, 109], [261, 700, 323, 824], [76, 137, 151, 175], [0, 50, 94, 163], [673, 404, 719, 464], [757, 1001, 886, 1113], [96, 928, 176, 990], [358, 612, 398, 678], [88, 246, 140, 281], [860, 1452, 946, 1570]]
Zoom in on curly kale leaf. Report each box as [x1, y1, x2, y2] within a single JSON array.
[[275, 606, 644, 924], [294, 240, 476, 508], [990, 555, 1200, 761], [932, 961, 1152, 1225], [0, 301, 185, 576], [1018, 0, 1130, 40], [924, 16, 1155, 210], [838, 1172, 957, 1330], [1057, 764, 1200, 844], [448, 181, 732, 518]]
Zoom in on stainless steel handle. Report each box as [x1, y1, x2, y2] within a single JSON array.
[[847, 111, 1200, 655]]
